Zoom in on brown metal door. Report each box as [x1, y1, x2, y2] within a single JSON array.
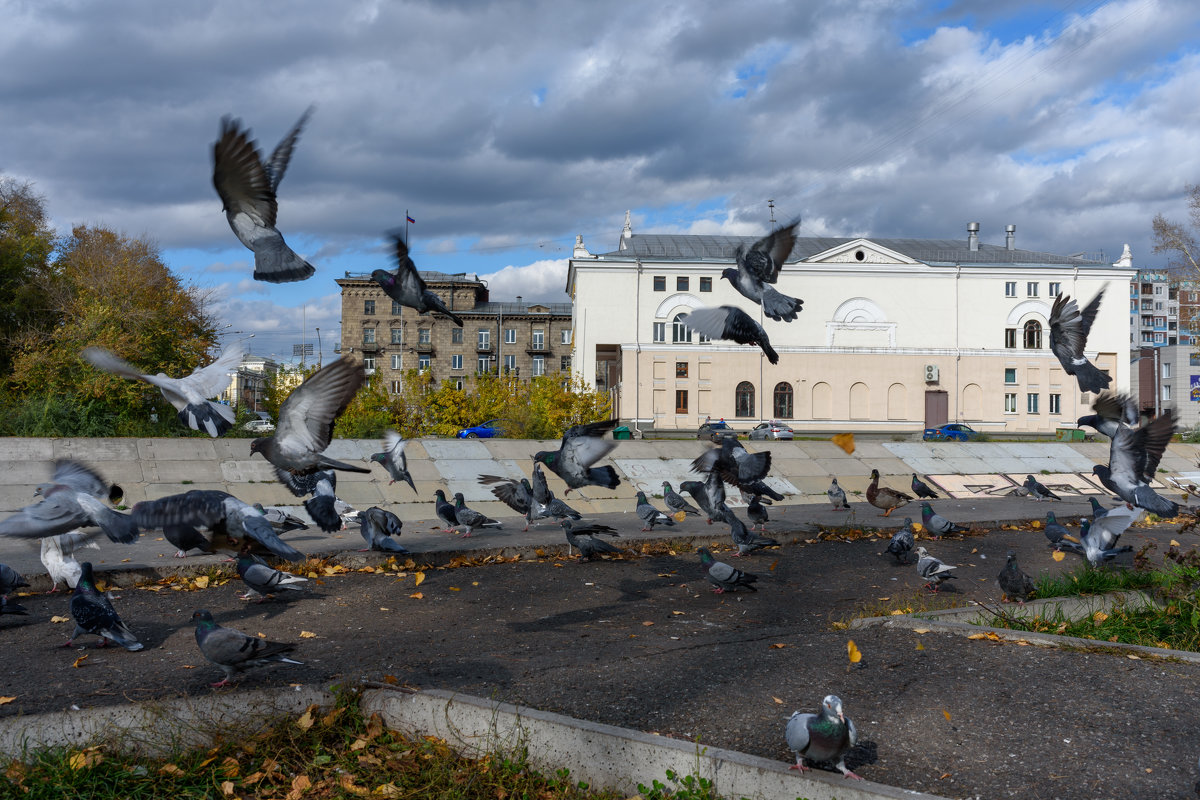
[[924, 390, 948, 428]]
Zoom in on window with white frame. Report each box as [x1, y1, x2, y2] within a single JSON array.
[[1155, 332, 1165, 343], [532, 356, 545, 376], [363, 328, 376, 344], [1163, 362, 1172, 379], [363, 356, 375, 370], [1005, 282, 1017, 297], [418, 328, 430, 344], [1048, 282, 1061, 297], [391, 354, 402, 369], [532, 329, 544, 349], [1004, 368, 1017, 384], [391, 300, 403, 315], [450, 354, 463, 370], [504, 328, 516, 344], [1027, 282, 1038, 297], [1027, 393, 1039, 413], [560, 329, 571, 345], [672, 314, 692, 343], [1049, 393, 1060, 414], [503, 354, 516, 372], [653, 322, 666, 343], [1163, 384, 1172, 401], [477, 356, 490, 373], [389, 380, 401, 393], [451, 327, 463, 344], [1155, 285, 1164, 295], [418, 355, 430, 370], [478, 329, 490, 349], [1004, 393, 1017, 413]]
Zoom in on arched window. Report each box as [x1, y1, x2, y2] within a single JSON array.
[[735, 381, 755, 417], [672, 314, 692, 343], [1023, 320, 1042, 349], [772, 382, 793, 419]]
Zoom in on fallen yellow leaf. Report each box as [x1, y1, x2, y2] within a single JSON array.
[[193, 575, 209, 589], [1030, 520, 1042, 529], [673, 510, 687, 522], [1051, 551, 1066, 562], [832, 432, 855, 454], [912, 628, 931, 634], [943, 709, 952, 722], [72, 654, 88, 669], [287, 774, 312, 800], [414, 571, 425, 587], [916, 641, 924, 651], [0, 697, 14, 705], [1093, 611, 1109, 623], [1128, 654, 1141, 660], [449, 587, 460, 591], [672, 610, 684, 615], [642, 621, 654, 626], [770, 643, 787, 649], [409, 592, 424, 599], [220, 780, 236, 797], [296, 708, 315, 731], [967, 633, 987, 640], [299, 631, 317, 638], [68, 749, 103, 770], [1171, 539, 1181, 547], [50, 615, 70, 623], [158, 764, 185, 777], [847, 640, 862, 664]]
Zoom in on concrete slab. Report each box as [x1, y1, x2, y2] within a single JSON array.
[[612, 458, 700, 495], [135, 439, 218, 461], [219, 459, 280, 483], [0, 439, 53, 460], [423, 439, 492, 459], [141, 460, 225, 484], [52, 438, 140, 461]]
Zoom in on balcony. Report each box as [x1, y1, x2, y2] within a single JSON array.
[[360, 341, 380, 353], [526, 343, 551, 354], [414, 341, 434, 353], [476, 343, 494, 353]]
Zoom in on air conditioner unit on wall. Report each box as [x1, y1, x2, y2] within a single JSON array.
[[924, 364, 939, 382]]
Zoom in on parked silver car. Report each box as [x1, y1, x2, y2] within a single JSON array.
[[748, 420, 794, 440]]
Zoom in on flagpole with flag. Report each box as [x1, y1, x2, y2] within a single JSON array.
[[405, 210, 415, 246]]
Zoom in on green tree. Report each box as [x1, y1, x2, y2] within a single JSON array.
[[0, 177, 55, 376], [261, 363, 319, 422]]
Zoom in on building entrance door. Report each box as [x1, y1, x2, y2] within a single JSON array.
[[924, 390, 948, 428]]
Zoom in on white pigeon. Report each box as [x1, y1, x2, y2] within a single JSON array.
[[40, 529, 101, 592], [914, 546, 958, 591]]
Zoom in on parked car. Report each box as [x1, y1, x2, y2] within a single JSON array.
[[922, 422, 981, 442], [697, 421, 735, 441], [748, 420, 794, 440], [242, 418, 275, 434], [456, 419, 504, 439]]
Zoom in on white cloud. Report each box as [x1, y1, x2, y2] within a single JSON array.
[[480, 259, 569, 303]]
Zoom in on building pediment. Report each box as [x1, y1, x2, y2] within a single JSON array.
[[805, 239, 921, 266]]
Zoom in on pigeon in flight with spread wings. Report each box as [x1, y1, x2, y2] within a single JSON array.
[[82, 343, 243, 437], [1091, 411, 1179, 517], [533, 420, 620, 494], [721, 219, 803, 322], [1049, 286, 1110, 393], [212, 108, 316, 283], [0, 460, 136, 544], [682, 306, 778, 364], [371, 235, 464, 326], [368, 430, 417, 493]]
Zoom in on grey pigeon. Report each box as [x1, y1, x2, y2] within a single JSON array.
[[531, 463, 553, 506], [697, 546, 758, 593], [163, 523, 214, 558], [358, 507, 406, 552], [368, 430, 417, 492], [747, 494, 770, 531], [275, 468, 345, 533], [914, 546, 957, 592], [786, 695, 861, 779], [433, 490, 459, 532], [886, 520, 915, 563], [997, 551, 1035, 603], [1, 596, 27, 616], [40, 530, 100, 591], [1024, 475, 1060, 501], [253, 504, 310, 534], [453, 492, 501, 537], [0, 563, 29, 596], [1075, 519, 1132, 564], [1088, 497, 1111, 520], [679, 479, 719, 524], [0, 460, 136, 544], [236, 546, 308, 601], [1043, 512, 1071, 549], [371, 234, 464, 326], [133, 490, 303, 561], [211, 108, 316, 283], [692, 436, 771, 489], [66, 562, 142, 651], [920, 501, 967, 538], [561, 520, 622, 562], [82, 344, 242, 437], [726, 509, 777, 556], [1077, 391, 1139, 439], [543, 496, 582, 524], [480, 475, 531, 513], [1082, 505, 1142, 562], [1090, 412, 1179, 517], [720, 220, 803, 322], [827, 477, 850, 510], [681, 306, 778, 364], [663, 481, 700, 516], [249, 358, 370, 477], [910, 474, 939, 500], [741, 479, 784, 501], [1049, 288, 1110, 393], [635, 491, 675, 531], [533, 420, 621, 494], [192, 609, 302, 687]]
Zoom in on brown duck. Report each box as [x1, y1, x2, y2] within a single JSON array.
[[867, 469, 912, 517]]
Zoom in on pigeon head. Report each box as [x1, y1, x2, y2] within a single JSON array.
[[249, 438, 270, 456], [719, 267, 738, 284], [1076, 414, 1100, 429], [77, 561, 96, 588], [368, 452, 385, 464], [696, 546, 715, 565], [532, 451, 554, 466], [636, 491, 647, 502], [821, 695, 845, 723], [370, 269, 395, 289], [1006, 550, 1018, 564], [434, 490, 447, 500], [453, 492, 465, 505], [192, 609, 216, 626], [915, 546, 928, 558]]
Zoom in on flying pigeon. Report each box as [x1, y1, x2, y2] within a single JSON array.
[[1023, 475, 1060, 501], [358, 507, 407, 552], [1084, 504, 1143, 555], [827, 478, 850, 510], [561, 520, 622, 562], [997, 551, 1035, 603], [1091, 412, 1179, 517], [914, 546, 957, 592], [681, 306, 778, 364], [692, 437, 771, 488], [786, 695, 861, 780], [920, 501, 968, 538], [910, 474, 939, 500], [453, 492, 501, 537], [747, 495, 770, 531], [1042, 512, 1071, 550], [65, 562, 142, 651], [274, 468, 346, 533], [697, 546, 758, 593], [636, 491, 675, 531], [249, 358, 369, 477], [741, 479, 784, 501], [533, 420, 621, 494], [368, 430, 417, 493], [0, 563, 30, 596], [433, 490, 459, 532], [192, 609, 302, 687], [679, 478, 719, 524], [1049, 287, 1110, 393], [371, 234, 464, 326], [0, 460, 136, 544], [531, 463, 553, 506], [236, 547, 309, 602], [480, 475, 531, 513], [82, 344, 243, 437], [663, 481, 700, 517], [1077, 391, 1138, 439], [725, 509, 778, 556], [1073, 519, 1131, 564], [253, 504, 310, 534], [40, 530, 100, 591], [721, 220, 803, 322], [211, 108, 316, 283], [133, 490, 303, 561], [885, 520, 915, 563]]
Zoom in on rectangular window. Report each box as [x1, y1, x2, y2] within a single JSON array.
[[1048, 282, 1061, 297], [1163, 362, 1172, 379], [560, 329, 571, 345], [560, 355, 571, 371], [653, 322, 666, 343], [390, 354, 402, 369], [1155, 332, 1164, 343], [389, 380, 401, 393], [390, 327, 402, 344], [676, 361, 688, 378], [1027, 393, 1039, 413], [676, 276, 689, 292], [1142, 316, 1154, 326], [363, 328, 375, 344], [1163, 384, 1172, 401], [363, 356, 375, 370], [503, 354, 516, 372], [455, 379, 464, 391], [504, 328, 516, 344], [1004, 393, 1017, 413], [1156, 302, 1164, 311], [1155, 316, 1166, 326], [1027, 282, 1038, 297], [532, 330, 544, 349], [391, 300, 404, 315], [418, 328, 430, 344], [675, 390, 688, 414], [653, 276, 666, 291], [532, 356, 545, 376], [478, 329, 490, 349], [1142, 331, 1154, 342], [450, 354, 463, 370], [451, 327, 463, 344], [700, 277, 712, 292], [1004, 368, 1016, 384], [1004, 328, 1017, 348], [418, 355, 431, 370], [1005, 282, 1017, 297], [364, 299, 375, 315], [1142, 300, 1153, 310], [478, 357, 491, 373], [1155, 285, 1164, 295], [1049, 393, 1061, 414]]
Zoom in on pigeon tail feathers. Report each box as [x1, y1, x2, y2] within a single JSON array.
[[305, 495, 342, 533], [254, 244, 316, 284], [178, 401, 236, 438], [586, 465, 620, 490], [1072, 360, 1112, 394]]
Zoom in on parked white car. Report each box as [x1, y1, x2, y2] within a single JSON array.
[[242, 419, 275, 434]]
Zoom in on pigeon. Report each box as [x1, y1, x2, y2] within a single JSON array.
[[530, 463, 554, 506], [692, 437, 771, 489], [368, 430, 418, 493], [65, 562, 142, 651], [0, 460, 136, 544], [920, 501, 967, 538], [747, 494, 770, 531], [997, 551, 1035, 603], [866, 469, 911, 517], [253, 504, 310, 534], [663, 481, 700, 517], [786, 695, 861, 780], [1077, 391, 1139, 439], [274, 468, 345, 533], [1091, 412, 1179, 517], [211, 108, 316, 283], [679, 479, 719, 524], [358, 507, 407, 552], [827, 478, 851, 510], [725, 510, 778, 556], [40, 530, 100, 591], [696, 546, 757, 593], [1049, 287, 1110, 393], [371, 234, 464, 326], [192, 609, 302, 687], [133, 490, 303, 561], [236, 547, 309, 602], [1085, 504, 1143, 552], [1024, 475, 1060, 501], [481, 475, 532, 513], [533, 420, 621, 494], [541, 496, 583, 524], [635, 491, 675, 531], [914, 546, 957, 592], [1043, 512, 1071, 549], [82, 344, 243, 437], [453, 492, 501, 537], [0, 563, 30, 596], [741, 480, 784, 502], [721, 220, 803, 322], [249, 358, 370, 477], [561, 520, 622, 562], [681, 306, 778, 364], [910, 474, 939, 500], [163, 523, 215, 558], [1088, 497, 1111, 520], [1076, 519, 1133, 565], [885, 519, 915, 563], [1, 596, 27, 616], [433, 490, 459, 532]]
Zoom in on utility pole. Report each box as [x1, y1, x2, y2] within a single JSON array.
[[768, 199, 775, 226]]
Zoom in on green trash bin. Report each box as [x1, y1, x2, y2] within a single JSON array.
[[1055, 427, 1085, 442], [612, 426, 632, 440]]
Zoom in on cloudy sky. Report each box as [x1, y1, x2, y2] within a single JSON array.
[[3, 0, 1199, 365]]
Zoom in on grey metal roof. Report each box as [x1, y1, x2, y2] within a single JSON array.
[[597, 234, 1110, 267], [340, 270, 483, 283], [472, 302, 572, 316]]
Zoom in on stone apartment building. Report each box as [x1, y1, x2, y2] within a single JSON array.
[[335, 272, 573, 391]]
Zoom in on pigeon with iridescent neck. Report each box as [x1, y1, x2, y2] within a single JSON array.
[[66, 562, 143, 651], [786, 695, 861, 779]]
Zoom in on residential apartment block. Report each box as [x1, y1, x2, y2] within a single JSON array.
[[1128, 266, 1200, 348], [218, 354, 278, 414]]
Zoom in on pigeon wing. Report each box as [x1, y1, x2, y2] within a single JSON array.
[[1077, 286, 1105, 339], [274, 358, 366, 460], [177, 343, 245, 401], [488, 480, 530, 513], [681, 307, 731, 340], [392, 236, 429, 297], [263, 106, 313, 192], [212, 116, 277, 228], [133, 490, 231, 532], [81, 347, 152, 383], [1134, 411, 1175, 482], [559, 420, 618, 470], [742, 219, 799, 283]]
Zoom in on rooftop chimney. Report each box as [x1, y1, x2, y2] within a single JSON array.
[[1005, 224, 1015, 251], [967, 222, 980, 252]]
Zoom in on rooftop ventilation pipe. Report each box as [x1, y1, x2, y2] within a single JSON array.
[[1005, 224, 1016, 251], [967, 222, 980, 251]]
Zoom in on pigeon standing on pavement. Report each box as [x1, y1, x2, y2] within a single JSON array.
[[82, 344, 243, 437], [561, 520, 622, 562], [636, 492, 675, 531], [65, 562, 143, 651], [786, 695, 862, 780], [236, 547, 309, 602], [885, 520, 915, 563], [997, 551, 1035, 603], [433, 490, 459, 532], [915, 547, 957, 592], [0, 460, 136, 544], [726, 510, 778, 556], [533, 420, 621, 494], [697, 546, 758, 593], [747, 495, 770, 531], [274, 469, 347, 533], [681, 306, 779, 364], [40, 530, 100, 591], [679, 479, 718, 523], [827, 478, 851, 510], [920, 502, 968, 538], [910, 474, 939, 500], [358, 507, 407, 552], [453, 492, 501, 537], [1024, 475, 1060, 501], [371, 235, 464, 326], [368, 430, 417, 493], [1043, 512, 1071, 550], [133, 490, 303, 561], [192, 609, 301, 687], [720, 220, 803, 322], [1049, 287, 1111, 393], [0, 563, 29, 597], [663, 481, 700, 517], [211, 109, 316, 283]]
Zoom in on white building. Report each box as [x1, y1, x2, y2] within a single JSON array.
[[567, 216, 1133, 435]]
